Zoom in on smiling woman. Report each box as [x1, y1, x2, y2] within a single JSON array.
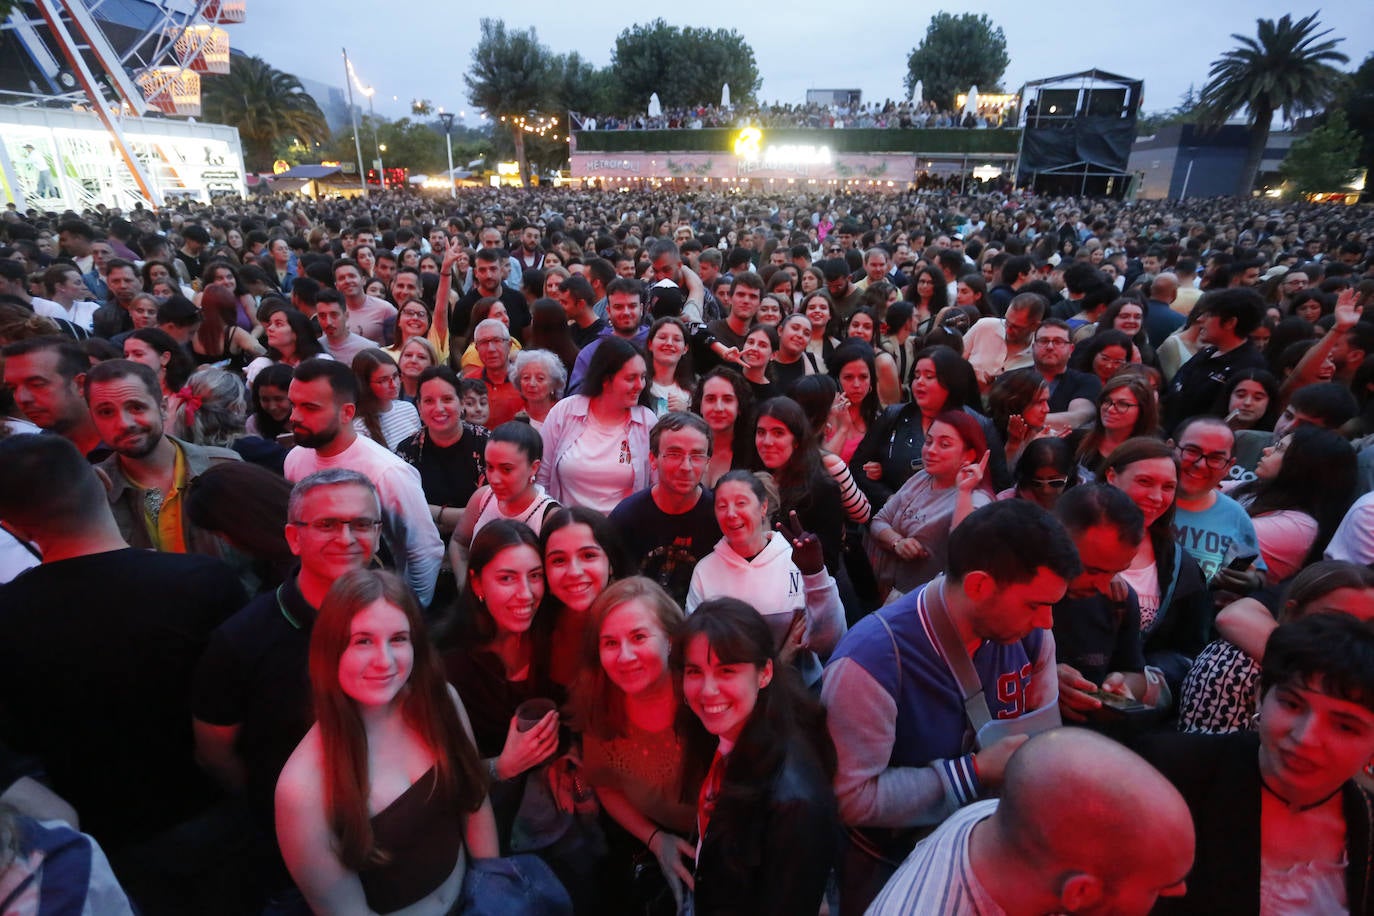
[[673, 597, 839, 915], [441, 522, 562, 848], [275, 568, 497, 916], [538, 337, 656, 512], [565, 578, 697, 908], [1136, 612, 1374, 915]]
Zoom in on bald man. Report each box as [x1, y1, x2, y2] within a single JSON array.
[[1145, 273, 1185, 347], [869, 728, 1194, 915]]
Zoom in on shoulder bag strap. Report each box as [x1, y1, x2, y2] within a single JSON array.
[[923, 580, 994, 734], [872, 612, 902, 697]]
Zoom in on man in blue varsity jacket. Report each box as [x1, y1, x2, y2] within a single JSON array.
[[822, 500, 1082, 915]]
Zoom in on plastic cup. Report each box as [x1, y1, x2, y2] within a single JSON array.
[[515, 697, 557, 732]]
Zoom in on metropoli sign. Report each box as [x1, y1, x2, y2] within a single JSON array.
[[732, 127, 833, 175]]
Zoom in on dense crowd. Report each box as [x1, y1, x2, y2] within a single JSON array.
[[573, 98, 1009, 132], [1, 184, 1374, 915]]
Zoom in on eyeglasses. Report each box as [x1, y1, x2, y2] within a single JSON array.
[[660, 449, 709, 466], [401, 309, 429, 320], [292, 517, 382, 536], [475, 337, 509, 348], [1094, 354, 1127, 369], [1026, 477, 1069, 490], [1102, 398, 1139, 412], [1035, 337, 1071, 348], [1176, 444, 1231, 470]]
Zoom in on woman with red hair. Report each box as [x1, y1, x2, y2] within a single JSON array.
[[865, 409, 993, 602]]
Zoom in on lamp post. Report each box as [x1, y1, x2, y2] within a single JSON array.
[[438, 111, 456, 198], [364, 89, 385, 189], [341, 48, 366, 194]]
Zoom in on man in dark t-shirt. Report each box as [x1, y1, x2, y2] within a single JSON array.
[[1052, 485, 1168, 724], [0, 434, 244, 909], [191, 470, 381, 897], [608, 413, 721, 606]]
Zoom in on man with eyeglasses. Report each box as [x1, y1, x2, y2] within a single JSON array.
[[964, 292, 1047, 394], [1032, 318, 1100, 429], [284, 358, 442, 606], [191, 469, 381, 908], [462, 318, 521, 429], [1170, 416, 1265, 592], [609, 412, 721, 606]]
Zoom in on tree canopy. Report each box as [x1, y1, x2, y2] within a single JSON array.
[[1199, 12, 1348, 196], [903, 12, 1009, 109], [200, 55, 328, 172], [1334, 54, 1374, 200], [464, 18, 557, 185], [1279, 110, 1363, 196], [609, 20, 761, 112]]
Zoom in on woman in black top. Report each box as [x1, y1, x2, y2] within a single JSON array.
[[676, 598, 839, 915]]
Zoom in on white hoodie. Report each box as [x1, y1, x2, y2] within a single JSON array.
[[686, 533, 846, 686]]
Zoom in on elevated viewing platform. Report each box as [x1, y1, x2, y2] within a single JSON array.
[[570, 127, 1021, 186]]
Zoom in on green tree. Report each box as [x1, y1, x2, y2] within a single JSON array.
[[200, 55, 328, 171], [1334, 54, 1374, 200], [903, 12, 1009, 109], [609, 20, 761, 113], [1278, 110, 1363, 196], [464, 18, 554, 187], [1199, 12, 1348, 197], [1137, 85, 1205, 135]]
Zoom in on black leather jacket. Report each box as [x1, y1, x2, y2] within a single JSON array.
[[692, 736, 840, 915], [849, 402, 1011, 512]]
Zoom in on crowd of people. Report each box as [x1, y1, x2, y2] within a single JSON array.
[[573, 98, 1010, 133], [1, 182, 1374, 915]]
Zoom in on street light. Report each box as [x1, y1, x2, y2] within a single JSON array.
[[362, 88, 385, 188], [437, 111, 456, 199]]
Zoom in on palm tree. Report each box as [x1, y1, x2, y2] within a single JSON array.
[[1199, 12, 1348, 197], [201, 55, 329, 172]]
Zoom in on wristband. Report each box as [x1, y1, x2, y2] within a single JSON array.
[[647, 828, 661, 848]]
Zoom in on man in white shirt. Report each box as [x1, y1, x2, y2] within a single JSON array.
[[30, 264, 101, 332], [963, 293, 1046, 393], [332, 258, 395, 345], [870, 729, 1193, 916], [315, 290, 375, 366], [283, 358, 443, 606]]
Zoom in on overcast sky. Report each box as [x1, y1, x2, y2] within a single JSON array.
[[231, 2, 1372, 126]]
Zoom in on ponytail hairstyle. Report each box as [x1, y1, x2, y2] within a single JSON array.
[[167, 366, 247, 447]]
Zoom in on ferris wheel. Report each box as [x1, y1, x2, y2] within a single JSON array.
[[1, 0, 247, 207]]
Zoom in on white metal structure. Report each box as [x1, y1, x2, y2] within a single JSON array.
[[0, 0, 247, 208]]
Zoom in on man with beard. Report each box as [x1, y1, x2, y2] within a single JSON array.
[[283, 358, 442, 606], [88, 359, 241, 556], [453, 247, 529, 343], [964, 292, 1046, 394]]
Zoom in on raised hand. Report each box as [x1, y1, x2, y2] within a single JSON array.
[[956, 450, 990, 493], [1334, 287, 1362, 331], [777, 509, 824, 575]]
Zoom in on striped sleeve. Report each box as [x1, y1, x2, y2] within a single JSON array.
[[825, 451, 872, 523]]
